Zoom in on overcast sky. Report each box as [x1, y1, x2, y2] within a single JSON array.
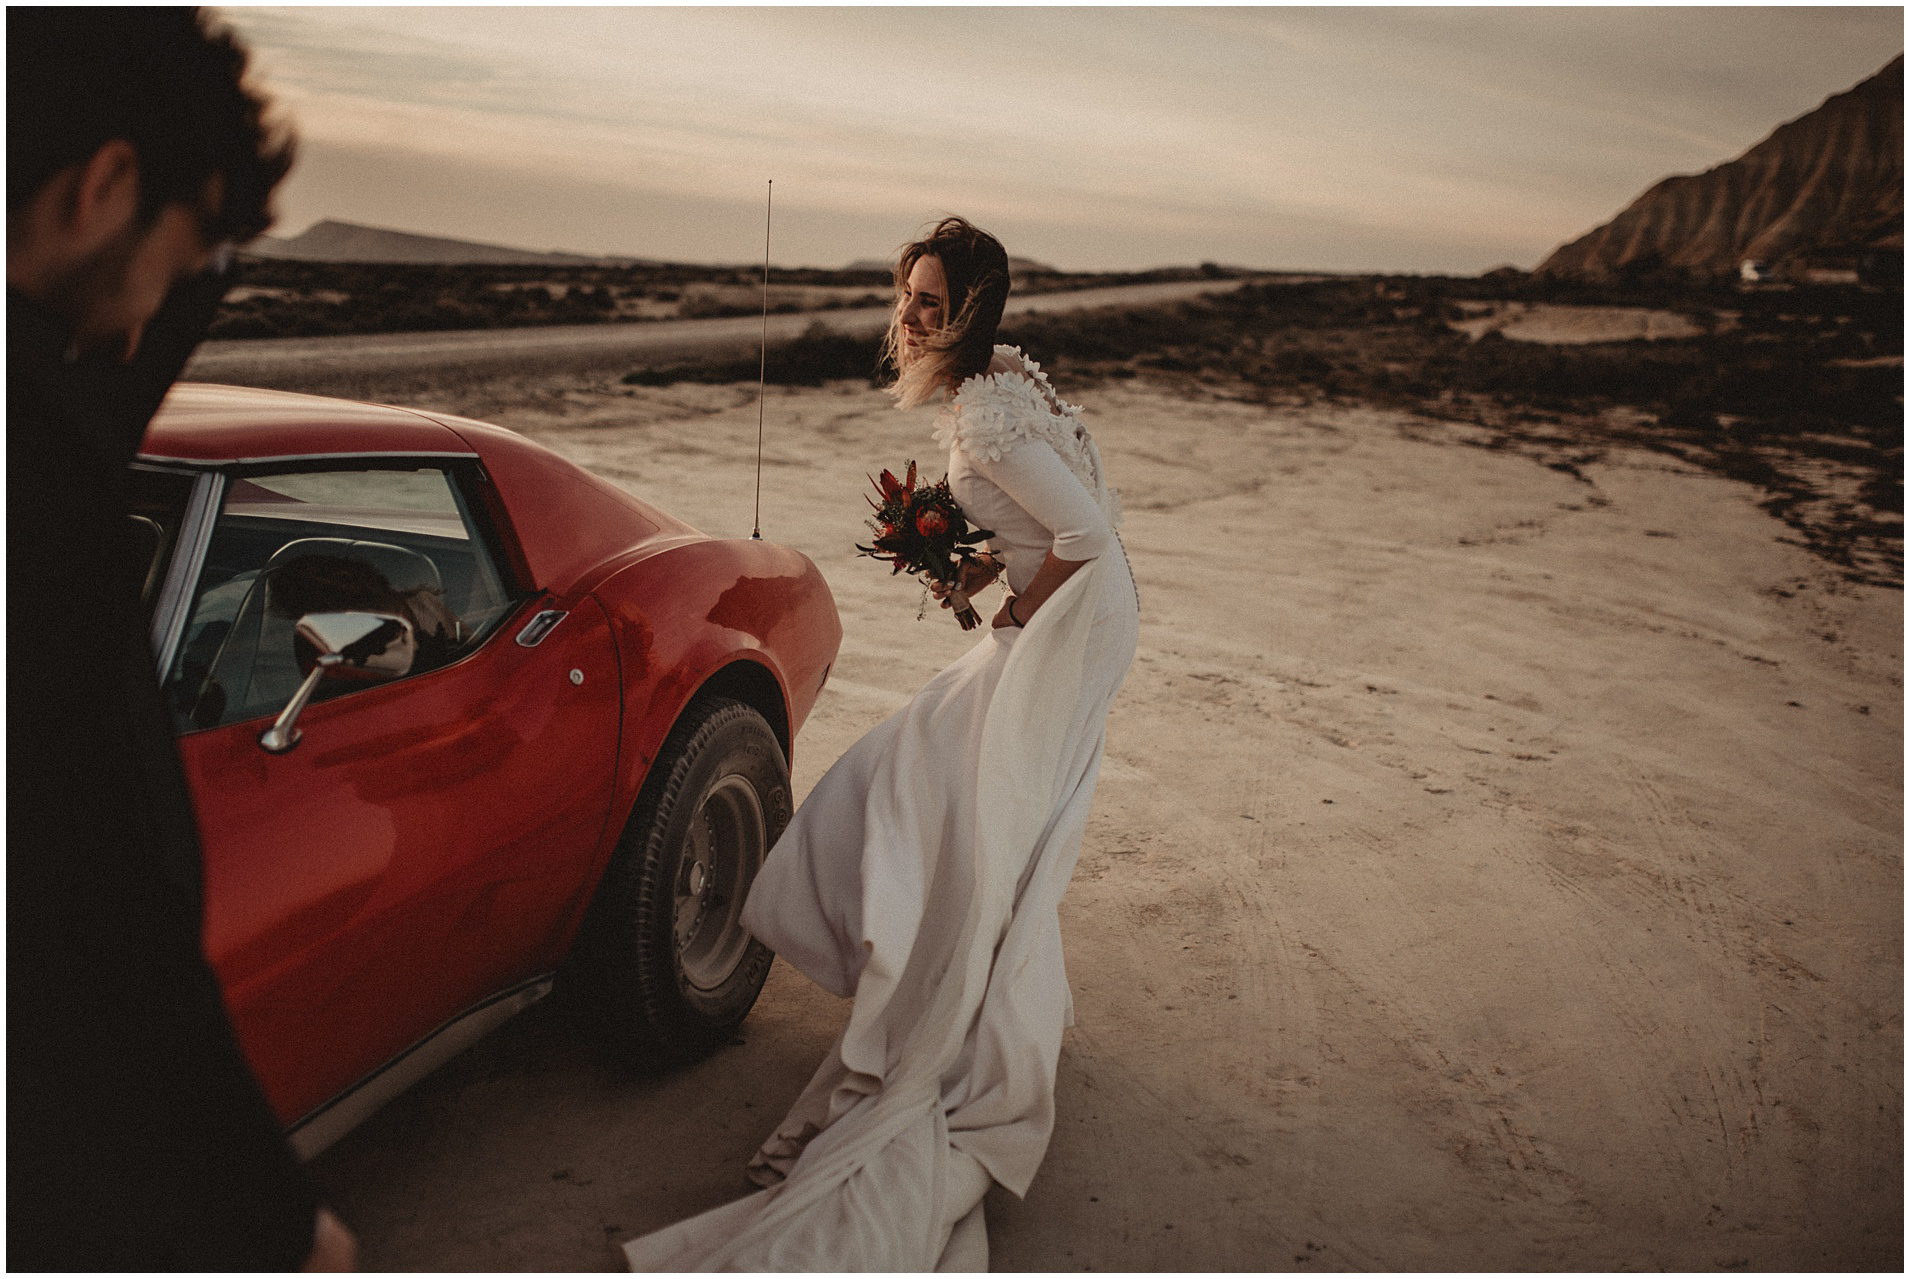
[[220, 5, 1903, 273]]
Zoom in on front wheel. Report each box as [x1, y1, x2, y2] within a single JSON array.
[[567, 695, 789, 1062]]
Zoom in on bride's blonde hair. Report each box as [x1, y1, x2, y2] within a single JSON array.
[[882, 216, 1011, 409]]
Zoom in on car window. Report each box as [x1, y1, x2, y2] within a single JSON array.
[[125, 467, 197, 629], [165, 464, 520, 733]]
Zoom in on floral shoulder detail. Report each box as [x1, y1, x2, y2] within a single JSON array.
[[933, 360, 1073, 460], [935, 345, 1122, 528]]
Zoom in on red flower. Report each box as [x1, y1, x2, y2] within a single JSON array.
[[856, 458, 994, 628], [875, 461, 919, 502]]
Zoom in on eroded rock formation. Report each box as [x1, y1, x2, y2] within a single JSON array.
[[1539, 56, 1902, 280]]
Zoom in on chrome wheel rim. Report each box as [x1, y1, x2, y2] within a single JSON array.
[[672, 773, 765, 991]]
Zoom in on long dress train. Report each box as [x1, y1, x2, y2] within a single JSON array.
[[623, 347, 1136, 1271]]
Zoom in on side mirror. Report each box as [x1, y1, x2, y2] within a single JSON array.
[[259, 611, 416, 754]]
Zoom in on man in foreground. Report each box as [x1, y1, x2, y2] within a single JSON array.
[[7, 9, 354, 1268]]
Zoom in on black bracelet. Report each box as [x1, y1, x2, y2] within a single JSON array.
[[1007, 596, 1023, 626]]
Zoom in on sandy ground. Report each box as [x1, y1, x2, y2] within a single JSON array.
[[304, 371, 1901, 1270]]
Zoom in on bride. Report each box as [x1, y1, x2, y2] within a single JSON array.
[[623, 216, 1139, 1272]]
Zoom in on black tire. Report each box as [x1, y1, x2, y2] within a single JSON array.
[[567, 695, 789, 1063]]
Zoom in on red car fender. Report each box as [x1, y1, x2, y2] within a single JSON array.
[[557, 537, 841, 940]]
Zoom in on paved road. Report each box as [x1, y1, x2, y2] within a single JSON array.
[[183, 278, 1248, 395]]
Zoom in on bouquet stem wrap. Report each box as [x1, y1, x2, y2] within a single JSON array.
[[943, 588, 979, 631]]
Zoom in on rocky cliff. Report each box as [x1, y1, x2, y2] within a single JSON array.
[[1538, 56, 1902, 280]]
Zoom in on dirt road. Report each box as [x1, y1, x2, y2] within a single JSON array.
[[292, 370, 1902, 1270], [182, 278, 1249, 400]]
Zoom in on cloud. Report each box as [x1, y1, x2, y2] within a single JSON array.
[[223, 5, 1903, 271]]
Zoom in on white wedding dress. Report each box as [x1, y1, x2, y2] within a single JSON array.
[[622, 347, 1138, 1272]]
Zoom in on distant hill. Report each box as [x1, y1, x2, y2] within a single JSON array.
[[845, 254, 1059, 275], [1538, 55, 1903, 281], [247, 219, 648, 267]]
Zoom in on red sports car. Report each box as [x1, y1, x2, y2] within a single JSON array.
[[129, 383, 841, 1158]]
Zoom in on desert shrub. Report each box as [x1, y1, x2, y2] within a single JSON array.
[[624, 323, 884, 388], [209, 259, 903, 339], [678, 293, 760, 320]]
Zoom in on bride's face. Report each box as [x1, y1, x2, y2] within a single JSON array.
[[897, 254, 948, 359]]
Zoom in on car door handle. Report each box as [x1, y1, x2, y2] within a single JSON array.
[[515, 609, 569, 648]]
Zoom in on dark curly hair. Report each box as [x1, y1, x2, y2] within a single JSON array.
[[883, 216, 1011, 408], [7, 7, 294, 243]]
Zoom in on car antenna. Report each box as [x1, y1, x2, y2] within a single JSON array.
[[751, 178, 771, 541]]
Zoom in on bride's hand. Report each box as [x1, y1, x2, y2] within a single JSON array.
[[929, 557, 997, 607], [991, 596, 1021, 629], [959, 556, 998, 596]]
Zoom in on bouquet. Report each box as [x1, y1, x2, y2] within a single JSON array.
[[856, 460, 995, 629]]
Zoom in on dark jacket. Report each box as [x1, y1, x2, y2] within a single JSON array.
[[7, 282, 320, 1270]]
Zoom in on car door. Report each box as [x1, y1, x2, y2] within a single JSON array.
[[164, 459, 622, 1124]]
